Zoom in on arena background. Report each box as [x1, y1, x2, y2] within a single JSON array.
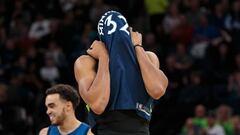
[[0, 0, 240, 134]]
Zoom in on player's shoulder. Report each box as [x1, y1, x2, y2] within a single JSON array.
[[75, 55, 96, 64], [74, 55, 96, 67], [145, 51, 158, 60], [39, 127, 48, 135], [87, 129, 94, 135], [145, 51, 160, 67]]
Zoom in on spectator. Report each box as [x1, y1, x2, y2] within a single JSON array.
[[178, 71, 208, 105], [216, 104, 234, 135], [163, 2, 182, 34], [171, 15, 194, 45], [29, 13, 50, 40], [232, 116, 240, 135], [181, 117, 204, 135], [192, 104, 208, 130], [206, 111, 225, 135], [144, 0, 168, 33], [40, 56, 60, 85], [175, 43, 192, 72], [227, 71, 240, 114]]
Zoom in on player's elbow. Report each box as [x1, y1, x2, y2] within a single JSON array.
[[91, 105, 105, 115], [89, 93, 109, 115], [151, 80, 168, 100], [90, 102, 106, 115], [81, 95, 106, 115], [150, 87, 165, 100]]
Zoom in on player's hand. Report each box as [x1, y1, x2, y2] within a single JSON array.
[[130, 27, 142, 46], [87, 40, 108, 59]]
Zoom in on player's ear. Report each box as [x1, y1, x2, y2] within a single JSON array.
[[65, 101, 72, 111]]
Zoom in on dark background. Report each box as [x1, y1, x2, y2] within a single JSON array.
[[0, 0, 240, 134]]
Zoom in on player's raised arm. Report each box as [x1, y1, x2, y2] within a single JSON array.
[[130, 29, 168, 100], [74, 40, 110, 114]]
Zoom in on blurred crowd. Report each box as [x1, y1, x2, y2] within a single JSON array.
[[180, 104, 240, 135], [0, 0, 240, 135]]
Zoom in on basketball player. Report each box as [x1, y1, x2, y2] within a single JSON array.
[[74, 11, 168, 135], [39, 84, 93, 135]]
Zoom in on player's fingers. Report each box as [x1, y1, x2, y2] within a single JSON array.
[[87, 48, 92, 54], [87, 49, 95, 59], [138, 32, 142, 38], [87, 44, 94, 54], [88, 41, 97, 52], [129, 27, 132, 33]]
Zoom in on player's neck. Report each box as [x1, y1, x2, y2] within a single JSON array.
[[58, 114, 80, 134]]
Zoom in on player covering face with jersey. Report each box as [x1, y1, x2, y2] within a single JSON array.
[[74, 10, 168, 135]]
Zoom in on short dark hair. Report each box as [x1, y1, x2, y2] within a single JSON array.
[[46, 84, 80, 109]]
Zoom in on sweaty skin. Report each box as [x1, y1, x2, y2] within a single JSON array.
[[74, 41, 110, 115], [130, 28, 168, 99], [74, 29, 168, 116]]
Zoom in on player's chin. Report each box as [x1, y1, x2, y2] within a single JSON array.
[[49, 117, 56, 124], [50, 120, 58, 125]]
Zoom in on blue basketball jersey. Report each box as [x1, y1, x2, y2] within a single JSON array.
[[96, 11, 153, 121], [47, 122, 90, 135]]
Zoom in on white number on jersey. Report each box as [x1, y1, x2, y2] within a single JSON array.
[[104, 15, 129, 35]]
